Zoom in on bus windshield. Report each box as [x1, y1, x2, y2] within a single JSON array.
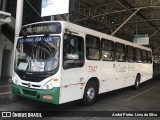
[[15, 36, 60, 72]]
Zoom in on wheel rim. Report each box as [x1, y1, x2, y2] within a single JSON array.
[[87, 87, 95, 101]]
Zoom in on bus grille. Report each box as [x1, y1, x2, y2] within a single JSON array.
[[16, 71, 50, 82], [22, 83, 41, 88], [22, 89, 37, 96]]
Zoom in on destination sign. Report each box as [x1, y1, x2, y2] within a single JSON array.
[[20, 22, 61, 36], [18, 36, 59, 43]]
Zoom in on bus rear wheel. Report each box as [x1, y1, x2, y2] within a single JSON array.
[[81, 81, 98, 106], [134, 75, 140, 90]]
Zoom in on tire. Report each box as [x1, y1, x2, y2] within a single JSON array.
[[81, 81, 98, 106], [134, 75, 140, 90]]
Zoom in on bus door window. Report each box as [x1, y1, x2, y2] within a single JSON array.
[[86, 34, 100, 60], [67, 47, 79, 59], [101, 39, 115, 61], [115, 43, 126, 62], [63, 34, 84, 69]]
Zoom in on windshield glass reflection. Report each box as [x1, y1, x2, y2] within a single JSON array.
[[15, 36, 60, 72]]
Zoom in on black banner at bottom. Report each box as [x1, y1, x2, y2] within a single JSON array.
[[0, 111, 160, 117]]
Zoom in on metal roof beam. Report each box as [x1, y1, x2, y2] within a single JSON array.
[[153, 0, 160, 5], [70, 0, 111, 27], [150, 28, 160, 38], [116, 0, 160, 38], [111, 8, 140, 35], [25, 0, 45, 21]]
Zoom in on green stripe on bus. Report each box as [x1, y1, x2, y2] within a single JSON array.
[[11, 83, 60, 104]]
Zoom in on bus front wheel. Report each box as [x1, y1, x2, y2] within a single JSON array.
[[81, 81, 98, 106]]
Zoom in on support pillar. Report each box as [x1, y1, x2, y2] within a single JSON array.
[[12, 0, 24, 75], [2, 0, 7, 11], [0, 0, 2, 10]]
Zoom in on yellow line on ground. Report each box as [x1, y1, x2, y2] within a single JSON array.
[[0, 92, 11, 95], [126, 87, 154, 101], [0, 85, 11, 88]]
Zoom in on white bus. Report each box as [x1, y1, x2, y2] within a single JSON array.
[[12, 21, 153, 105]]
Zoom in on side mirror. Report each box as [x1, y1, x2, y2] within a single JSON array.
[[64, 33, 69, 40], [64, 28, 73, 41], [64, 33, 73, 43]]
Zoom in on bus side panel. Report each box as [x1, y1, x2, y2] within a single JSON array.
[[140, 64, 153, 83], [148, 63, 153, 79], [99, 61, 127, 93], [59, 68, 84, 104], [84, 61, 132, 94], [59, 84, 84, 104], [125, 63, 138, 87], [140, 64, 147, 82], [114, 62, 127, 89], [99, 61, 116, 93]]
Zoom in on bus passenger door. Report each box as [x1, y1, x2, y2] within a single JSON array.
[[60, 33, 85, 104]]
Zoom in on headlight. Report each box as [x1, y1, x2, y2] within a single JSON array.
[[12, 74, 16, 81], [42, 80, 54, 90], [42, 78, 59, 90], [12, 74, 20, 85]]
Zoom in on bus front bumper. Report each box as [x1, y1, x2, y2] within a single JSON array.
[[11, 83, 60, 104]]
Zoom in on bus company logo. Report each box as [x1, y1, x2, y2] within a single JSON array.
[[116, 65, 127, 72], [28, 83, 31, 88], [116, 65, 135, 73]]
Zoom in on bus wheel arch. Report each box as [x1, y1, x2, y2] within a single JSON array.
[[134, 73, 141, 90], [81, 77, 99, 105]]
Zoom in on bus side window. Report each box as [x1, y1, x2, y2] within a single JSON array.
[[86, 34, 100, 60], [115, 43, 126, 62], [101, 39, 115, 61], [126, 45, 135, 62], [147, 51, 152, 63], [135, 48, 142, 63], [142, 49, 148, 63], [63, 34, 84, 69]]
